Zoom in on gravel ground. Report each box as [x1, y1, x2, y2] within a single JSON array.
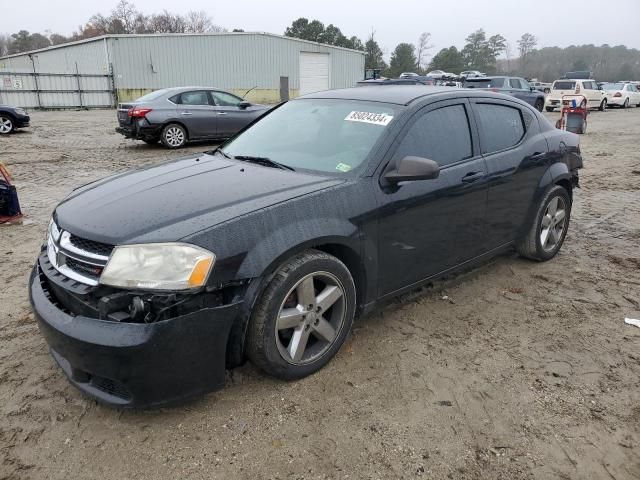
[[0, 107, 639, 480]]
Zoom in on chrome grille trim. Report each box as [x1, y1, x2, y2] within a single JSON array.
[[47, 227, 111, 287]]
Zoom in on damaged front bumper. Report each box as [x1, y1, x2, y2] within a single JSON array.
[[29, 256, 242, 408]]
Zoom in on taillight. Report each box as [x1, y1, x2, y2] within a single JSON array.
[[613, 92, 622, 97], [128, 107, 153, 118]]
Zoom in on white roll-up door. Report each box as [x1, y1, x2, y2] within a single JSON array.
[[299, 52, 329, 96]]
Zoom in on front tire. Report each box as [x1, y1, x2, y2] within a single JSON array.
[[0, 115, 14, 134], [516, 185, 571, 261], [599, 99, 607, 111], [534, 99, 544, 112], [246, 250, 356, 380], [622, 98, 629, 109], [161, 123, 187, 148]]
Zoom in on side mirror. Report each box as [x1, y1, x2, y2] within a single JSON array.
[[238, 101, 251, 109], [530, 86, 536, 92], [384, 156, 440, 183]]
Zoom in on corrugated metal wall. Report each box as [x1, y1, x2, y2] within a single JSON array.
[[0, 39, 109, 74], [0, 33, 365, 106], [107, 33, 364, 102]]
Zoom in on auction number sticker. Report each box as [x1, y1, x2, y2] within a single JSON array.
[[344, 111, 393, 126]]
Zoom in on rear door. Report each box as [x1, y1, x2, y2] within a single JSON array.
[[470, 99, 550, 248], [376, 99, 489, 296], [508, 78, 530, 103], [175, 90, 217, 138], [210, 91, 260, 138]]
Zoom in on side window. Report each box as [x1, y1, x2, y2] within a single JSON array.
[[520, 78, 531, 90], [180, 91, 211, 106], [475, 103, 526, 154], [212, 91, 242, 107], [393, 104, 472, 168], [509, 78, 522, 89]]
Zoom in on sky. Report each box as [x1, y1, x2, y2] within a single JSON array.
[[2, 0, 639, 57]]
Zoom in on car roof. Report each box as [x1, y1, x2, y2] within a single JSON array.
[[300, 86, 492, 106]]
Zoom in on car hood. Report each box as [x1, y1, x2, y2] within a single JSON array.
[[55, 153, 343, 245]]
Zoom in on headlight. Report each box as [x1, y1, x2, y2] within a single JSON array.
[[100, 243, 215, 291], [47, 218, 61, 242], [14, 107, 26, 115]]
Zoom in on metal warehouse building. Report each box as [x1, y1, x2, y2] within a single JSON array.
[[0, 32, 365, 108]]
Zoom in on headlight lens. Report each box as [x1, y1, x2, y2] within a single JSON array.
[[14, 107, 26, 115], [100, 243, 215, 291]]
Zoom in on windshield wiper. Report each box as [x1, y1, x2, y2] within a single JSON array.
[[233, 155, 295, 171]]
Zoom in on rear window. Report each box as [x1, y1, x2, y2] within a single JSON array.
[[464, 78, 505, 89], [475, 103, 525, 154], [602, 83, 624, 91], [134, 89, 168, 102], [553, 81, 576, 90]]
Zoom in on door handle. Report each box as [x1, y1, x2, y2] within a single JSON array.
[[461, 171, 485, 183], [180, 112, 192, 116], [217, 112, 228, 115], [531, 152, 546, 160]]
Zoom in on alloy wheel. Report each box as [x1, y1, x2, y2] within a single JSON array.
[[164, 127, 185, 147], [540, 196, 567, 252], [0, 116, 13, 134], [275, 271, 347, 365]]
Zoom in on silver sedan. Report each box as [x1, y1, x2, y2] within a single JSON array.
[[115, 87, 271, 148]]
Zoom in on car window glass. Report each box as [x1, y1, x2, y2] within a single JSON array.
[[475, 103, 525, 154], [520, 79, 531, 90], [180, 91, 210, 106], [464, 78, 505, 88], [509, 78, 522, 89], [553, 81, 576, 90], [168, 94, 181, 104], [393, 104, 472, 168], [212, 91, 242, 107]]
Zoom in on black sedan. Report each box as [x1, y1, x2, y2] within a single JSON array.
[[0, 105, 30, 134], [30, 86, 582, 407], [463, 76, 546, 111]]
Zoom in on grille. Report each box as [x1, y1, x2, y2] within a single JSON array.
[[69, 234, 114, 257], [66, 257, 103, 279], [90, 375, 132, 401]]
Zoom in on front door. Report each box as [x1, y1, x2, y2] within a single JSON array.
[[210, 90, 257, 138], [376, 100, 489, 297]]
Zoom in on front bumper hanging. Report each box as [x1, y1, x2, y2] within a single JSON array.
[[29, 261, 242, 408]]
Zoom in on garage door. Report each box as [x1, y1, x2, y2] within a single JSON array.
[[299, 52, 329, 96]]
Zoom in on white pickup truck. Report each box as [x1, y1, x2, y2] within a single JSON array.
[[545, 79, 612, 112]]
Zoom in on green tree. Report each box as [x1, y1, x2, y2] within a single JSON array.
[[284, 18, 363, 50], [387, 43, 418, 77], [461, 29, 490, 70], [284, 18, 325, 42], [429, 46, 465, 73], [517, 32, 537, 73], [364, 31, 387, 70]]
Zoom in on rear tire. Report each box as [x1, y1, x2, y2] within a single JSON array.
[[534, 99, 544, 112], [0, 115, 14, 134], [543, 88, 550, 94], [599, 99, 607, 111], [516, 185, 571, 261], [622, 98, 629, 109], [246, 250, 356, 381], [545, 107, 555, 112], [160, 123, 187, 148]]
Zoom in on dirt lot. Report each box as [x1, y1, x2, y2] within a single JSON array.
[[1, 107, 639, 480]]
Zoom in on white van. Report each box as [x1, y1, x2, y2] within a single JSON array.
[[545, 79, 610, 112]]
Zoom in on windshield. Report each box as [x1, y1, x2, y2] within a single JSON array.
[[220, 99, 399, 174], [553, 81, 576, 90], [602, 83, 624, 91], [135, 89, 169, 102]]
